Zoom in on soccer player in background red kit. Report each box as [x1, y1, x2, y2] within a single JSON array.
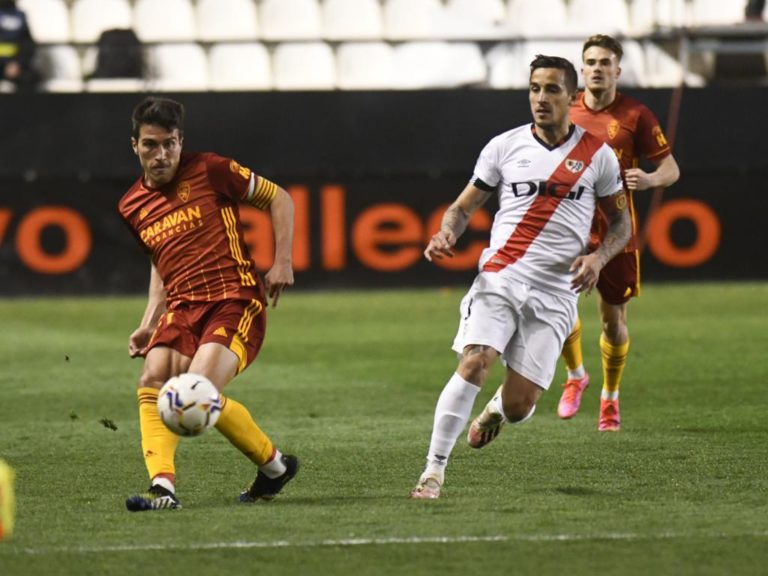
[[119, 96, 298, 511], [556, 35, 680, 431]]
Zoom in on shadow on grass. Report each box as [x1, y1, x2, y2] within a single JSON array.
[[552, 486, 603, 496]]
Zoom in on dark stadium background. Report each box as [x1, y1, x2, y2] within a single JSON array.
[[1, 87, 766, 294]]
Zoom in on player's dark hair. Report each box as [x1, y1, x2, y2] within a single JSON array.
[[131, 96, 185, 139], [582, 34, 624, 62], [529, 54, 578, 94]]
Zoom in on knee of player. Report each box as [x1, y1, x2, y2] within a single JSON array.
[[458, 345, 496, 382], [138, 371, 166, 390]]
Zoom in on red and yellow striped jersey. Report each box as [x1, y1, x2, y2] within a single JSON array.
[[119, 152, 277, 305]]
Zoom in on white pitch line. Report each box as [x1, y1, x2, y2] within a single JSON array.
[[5, 531, 768, 556]]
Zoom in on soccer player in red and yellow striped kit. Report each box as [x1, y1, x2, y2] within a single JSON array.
[[556, 35, 680, 430], [118, 97, 298, 510]]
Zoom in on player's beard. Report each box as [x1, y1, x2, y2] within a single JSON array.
[[534, 118, 556, 132]]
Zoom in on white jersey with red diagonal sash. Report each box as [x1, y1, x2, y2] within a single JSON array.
[[471, 123, 623, 300]]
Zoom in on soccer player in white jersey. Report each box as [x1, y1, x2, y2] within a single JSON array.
[[410, 55, 632, 500]]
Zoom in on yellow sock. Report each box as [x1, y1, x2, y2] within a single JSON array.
[[138, 387, 180, 482], [600, 334, 630, 400], [215, 396, 275, 466], [562, 317, 584, 372]]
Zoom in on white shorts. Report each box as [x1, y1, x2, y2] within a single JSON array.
[[451, 272, 577, 390]]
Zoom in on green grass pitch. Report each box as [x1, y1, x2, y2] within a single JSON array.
[[0, 283, 766, 575]]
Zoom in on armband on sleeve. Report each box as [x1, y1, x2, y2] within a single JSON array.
[[247, 175, 278, 210], [471, 176, 497, 193]]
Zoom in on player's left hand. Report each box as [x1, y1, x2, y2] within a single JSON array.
[[265, 262, 294, 308], [570, 254, 601, 296]]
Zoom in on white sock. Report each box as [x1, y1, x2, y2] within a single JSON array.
[[425, 373, 481, 481], [567, 365, 586, 380], [600, 390, 619, 401], [490, 388, 536, 424], [489, 387, 508, 422], [258, 449, 286, 479], [151, 477, 175, 494]]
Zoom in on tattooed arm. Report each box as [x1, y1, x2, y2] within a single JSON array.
[[424, 184, 492, 262], [570, 190, 632, 295]]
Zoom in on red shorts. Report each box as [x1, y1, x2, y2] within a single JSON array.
[[596, 251, 639, 305], [147, 298, 267, 373]]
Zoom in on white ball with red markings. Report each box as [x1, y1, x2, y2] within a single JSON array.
[[158, 373, 222, 437]]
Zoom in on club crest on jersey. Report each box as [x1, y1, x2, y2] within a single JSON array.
[[607, 120, 620, 140], [177, 181, 190, 202], [230, 159, 252, 180], [565, 159, 585, 174]]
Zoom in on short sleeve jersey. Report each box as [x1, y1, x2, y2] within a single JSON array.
[[118, 152, 278, 306], [571, 92, 672, 251], [471, 124, 623, 299]]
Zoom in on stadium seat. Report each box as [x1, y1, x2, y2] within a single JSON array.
[[507, 0, 570, 37], [35, 45, 82, 92], [629, 0, 655, 34], [197, 0, 259, 42], [336, 42, 394, 89], [619, 39, 648, 87], [384, 0, 444, 41], [18, 0, 70, 43], [70, 0, 132, 43], [260, 0, 323, 41], [85, 28, 143, 77], [491, 41, 583, 88], [644, 41, 706, 87], [630, 0, 689, 29], [84, 78, 146, 92], [486, 42, 524, 88], [442, 0, 508, 39], [323, 0, 383, 40], [567, 0, 630, 36], [518, 40, 584, 81], [208, 43, 271, 91], [134, 0, 197, 42], [448, 42, 488, 86], [147, 43, 208, 91], [690, 0, 744, 26], [272, 42, 335, 90], [391, 41, 486, 89]]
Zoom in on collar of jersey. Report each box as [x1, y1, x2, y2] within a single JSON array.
[[530, 123, 576, 151]]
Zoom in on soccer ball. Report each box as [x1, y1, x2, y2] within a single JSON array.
[[157, 373, 222, 437]]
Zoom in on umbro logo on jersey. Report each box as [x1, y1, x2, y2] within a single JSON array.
[[565, 159, 585, 174], [517, 159, 531, 168], [213, 327, 228, 337]]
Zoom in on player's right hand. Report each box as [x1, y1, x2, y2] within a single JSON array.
[[424, 230, 456, 262], [569, 254, 601, 296]]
